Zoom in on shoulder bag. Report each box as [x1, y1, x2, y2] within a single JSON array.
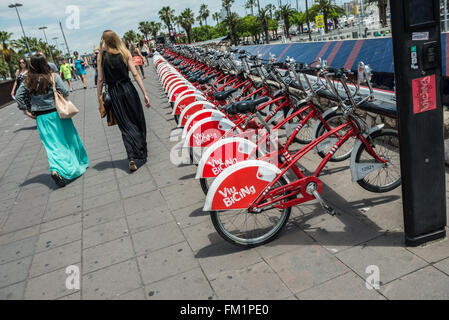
[[52, 73, 79, 119]]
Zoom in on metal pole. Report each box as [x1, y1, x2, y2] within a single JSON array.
[[59, 21, 71, 58], [10, 4, 32, 58], [305, 0, 311, 41], [39, 27, 54, 62]]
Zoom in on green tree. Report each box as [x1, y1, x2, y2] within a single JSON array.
[[159, 6, 176, 40], [313, 0, 345, 33], [265, 3, 276, 20], [178, 8, 195, 43], [258, 8, 270, 44], [223, 0, 238, 45], [0, 31, 16, 79], [199, 4, 211, 39], [245, 0, 256, 16], [138, 21, 151, 44], [279, 4, 295, 38], [212, 12, 221, 25], [148, 21, 162, 40], [123, 30, 137, 44]]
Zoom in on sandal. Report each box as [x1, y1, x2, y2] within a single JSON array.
[[129, 160, 138, 172], [51, 172, 66, 187]]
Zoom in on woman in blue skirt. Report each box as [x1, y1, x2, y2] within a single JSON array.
[[15, 54, 89, 187], [73, 51, 87, 89]]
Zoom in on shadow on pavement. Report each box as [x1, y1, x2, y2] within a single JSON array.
[[14, 125, 37, 133]]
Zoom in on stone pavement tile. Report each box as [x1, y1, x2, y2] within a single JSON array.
[[0, 188, 20, 202], [29, 241, 81, 278], [296, 271, 386, 300], [43, 197, 82, 222], [303, 213, 383, 254], [0, 225, 39, 246], [83, 181, 119, 200], [117, 171, 154, 188], [1, 205, 46, 233], [210, 261, 292, 300], [132, 221, 185, 255], [434, 257, 449, 275], [48, 184, 83, 204], [123, 190, 166, 216], [0, 235, 38, 265], [127, 206, 173, 234], [82, 259, 141, 300], [255, 225, 316, 259], [83, 218, 129, 249], [335, 232, 428, 285], [161, 186, 209, 212], [35, 223, 82, 253], [407, 237, 449, 264], [83, 236, 134, 274], [110, 287, 146, 300], [0, 198, 15, 213], [145, 267, 214, 300], [0, 256, 32, 288], [40, 213, 81, 233], [380, 266, 449, 300], [83, 171, 116, 188], [58, 291, 80, 300], [138, 241, 198, 285], [0, 281, 26, 299], [82, 201, 125, 229], [83, 189, 121, 211], [119, 180, 158, 199], [182, 220, 225, 252], [24, 267, 80, 300], [266, 244, 349, 294], [13, 192, 48, 210], [171, 201, 210, 229], [196, 241, 262, 279]]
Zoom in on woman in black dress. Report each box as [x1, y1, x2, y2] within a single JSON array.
[[96, 30, 151, 172]]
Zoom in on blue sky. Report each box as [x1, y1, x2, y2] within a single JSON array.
[[1, 0, 346, 54]]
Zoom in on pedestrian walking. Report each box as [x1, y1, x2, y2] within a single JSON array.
[[59, 58, 73, 92], [129, 43, 146, 79], [139, 40, 150, 66], [10, 57, 29, 100], [97, 30, 150, 172], [92, 49, 99, 87], [15, 54, 89, 187], [69, 57, 79, 81], [73, 51, 88, 89]]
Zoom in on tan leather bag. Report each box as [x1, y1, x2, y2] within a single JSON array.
[[52, 73, 79, 119]]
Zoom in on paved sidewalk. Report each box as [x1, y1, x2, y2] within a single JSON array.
[[0, 64, 448, 300]]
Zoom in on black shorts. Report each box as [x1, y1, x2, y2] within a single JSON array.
[[141, 52, 148, 57]]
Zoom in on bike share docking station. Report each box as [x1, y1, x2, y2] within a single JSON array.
[[391, 0, 447, 246]]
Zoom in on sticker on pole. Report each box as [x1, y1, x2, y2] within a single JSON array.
[[315, 15, 324, 29], [412, 74, 437, 114]]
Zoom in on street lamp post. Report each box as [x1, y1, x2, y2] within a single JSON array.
[[52, 37, 59, 51], [39, 26, 54, 62], [8, 3, 32, 58]]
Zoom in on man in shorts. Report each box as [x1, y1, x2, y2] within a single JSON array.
[[59, 59, 74, 91]]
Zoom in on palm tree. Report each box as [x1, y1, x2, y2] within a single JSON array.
[[245, 0, 256, 16], [367, 0, 388, 27], [178, 9, 195, 43], [199, 4, 211, 39], [123, 30, 137, 45], [279, 4, 295, 38], [148, 21, 162, 40], [159, 6, 176, 39], [314, 0, 345, 33], [259, 7, 270, 44], [0, 31, 15, 79], [223, 0, 238, 45], [265, 3, 276, 20], [212, 12, 221, 25], [138, 21, 151, 44]]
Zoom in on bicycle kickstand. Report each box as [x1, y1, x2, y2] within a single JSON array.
[[306, 183, 337, 216]]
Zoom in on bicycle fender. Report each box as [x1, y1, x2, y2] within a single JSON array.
[[196, 137, 258, 179], [178, 100, 214, 126], [173, 93, 205, 117], [168, 81, 190, 100], [169, 83, 194, 103], [183, 117, 238, 149], [203, 160, 281, 211], [182, 109, 226, 138], [165, 77, 184, 93], [161, 72, 177, 86], [350, 124, 385, 182]]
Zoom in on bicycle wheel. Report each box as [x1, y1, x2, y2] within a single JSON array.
[[315, 112, 354, 162], [355, 129, 401, 193], [210, 177, 292, 248], [200, 177, 213, 196]]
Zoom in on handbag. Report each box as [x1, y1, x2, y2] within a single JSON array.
[[133, 55, 143, 66], [51, 73, 79, 119], [99, 84, 117, 126]]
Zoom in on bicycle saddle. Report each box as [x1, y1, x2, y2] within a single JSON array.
[[197, 74, 216, 85], [225, 96, 270, 115], [214, 87, 238, 101]]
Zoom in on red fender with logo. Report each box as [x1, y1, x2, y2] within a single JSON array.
[[182, 109, 226, 137], [177, 100, 215, 126], [183, 117, 239, 149], [203, 160, 281, 211], [196, 137, 258, 179]]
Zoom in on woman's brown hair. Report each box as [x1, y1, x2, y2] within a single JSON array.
[[99, 30, 130, 67], [24, 54, 52, 95]]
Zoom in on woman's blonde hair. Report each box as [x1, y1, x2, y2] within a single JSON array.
[[99, 30, 130, 66]]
